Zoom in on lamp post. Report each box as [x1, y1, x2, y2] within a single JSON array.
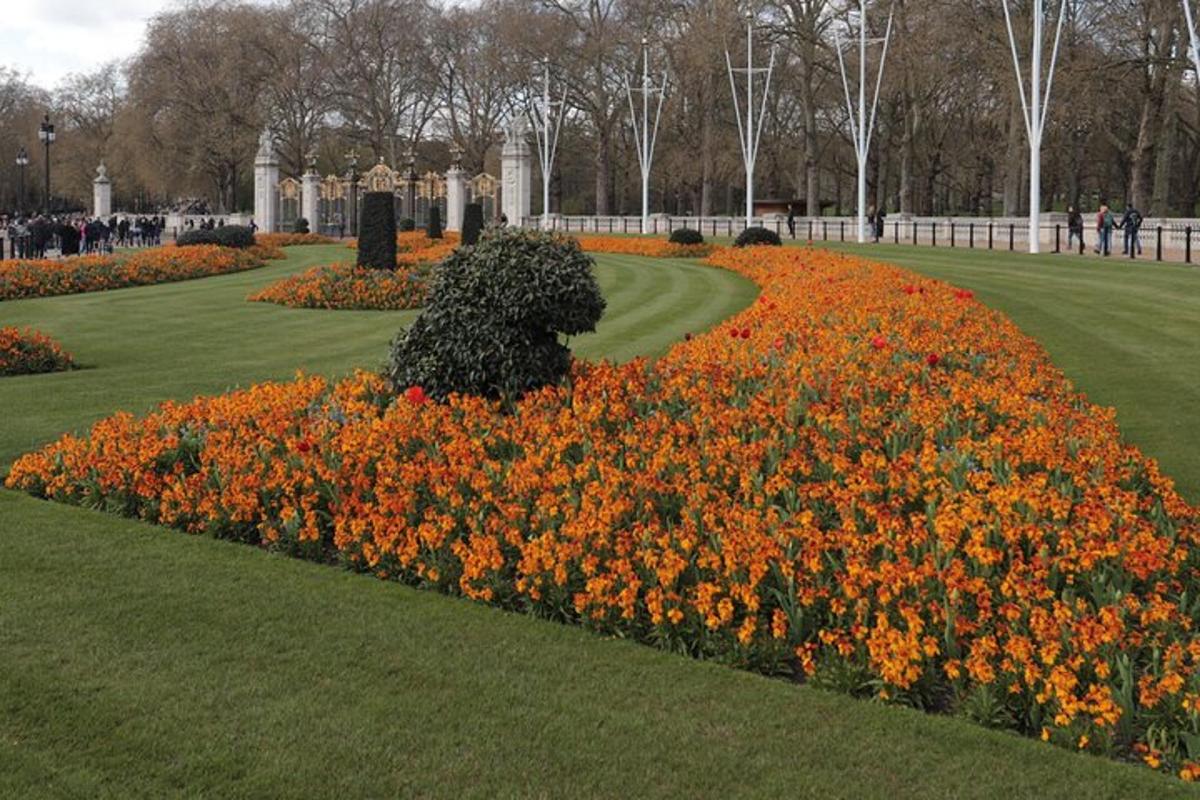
[[15, 147, 28, 214], [37, 114, 55, 215], [345, 148, 359, 237], [404, 146, 417, 224]]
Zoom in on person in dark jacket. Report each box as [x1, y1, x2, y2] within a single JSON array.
[[874, 207, 886, 242], [1118, 203, 1143, 259], [1067, 206, 1084, 254], [786, 203, 796, 239]]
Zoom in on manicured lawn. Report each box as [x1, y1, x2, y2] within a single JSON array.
[[823, 243, 1200, 502], [1, 244, 1195, 797], [0, 244, 756, 466]]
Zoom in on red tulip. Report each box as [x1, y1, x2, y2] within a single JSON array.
[[405, 385, 428, 405], [926, 353, 940, 367], [740, 327, 751, 339], [296, 438, 312, 454], [684, 332, 693, 341], [870, 336, 887, 350]]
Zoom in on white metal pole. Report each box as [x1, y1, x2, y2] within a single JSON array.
[[746, 15, 754, 228], [1185, 1, 1200, 91], [642, 38, 650, 233], [1029, 0, 1042, 254], [857, 0, 867, 244], [542, 59, 551, 229]]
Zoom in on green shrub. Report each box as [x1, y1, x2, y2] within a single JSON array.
[[176, 225, 255, 249], [387, 228, 605, 402], [734, 226, 782, 248], [427, 206, 442, 239], [176, 229, 220, 247], [462, 203, 484, 246], [669, 228, 704, 246], [398, 217, 416, 232], [295, 217, 310, 234], [358, 192, 398, 270]]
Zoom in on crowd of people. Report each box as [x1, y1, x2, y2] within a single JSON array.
[[0, 214, 168, 259]]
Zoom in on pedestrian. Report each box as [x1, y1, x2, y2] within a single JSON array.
[[1067, 206, 1084, 254], [1095, 203, 1114, 256], [1119, 203, 1143, 259], [786, 203, 796, 239], [874, 207, 886, 243]]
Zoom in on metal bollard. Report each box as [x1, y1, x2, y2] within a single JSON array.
[[950, 222, 956, 247], [1156, 226, 1162, 261], [969, 223, 975, 249], [1008, 224, 1014, 251], [932, 222, 937, 247], [840, 220, 845, 241], [988, 223, 994, 250]]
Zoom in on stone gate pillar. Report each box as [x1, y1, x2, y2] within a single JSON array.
[[445, 146, 468, 232], [301, 151, 320, 233], [500, 121, 531, 226], [254, 129, 280, 233], [92, 162, 112, 218]]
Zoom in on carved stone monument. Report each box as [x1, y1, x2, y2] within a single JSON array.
[[500, 119, 531, 226], [253, 128, 280, 233], [92, 162, 112, 218], [444, 143, 467, 232]]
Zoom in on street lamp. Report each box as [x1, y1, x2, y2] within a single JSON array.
[[344, 148, 359, 237], [15, 147, 29, 214], [37, 114, 55, 216]]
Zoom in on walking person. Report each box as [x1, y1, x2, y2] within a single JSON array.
[[1119, 203, 1143, 259], [786, 203, 796, 239], [874, 207, 886, 243], [1067, 206, 1084, 254], [1094, 203, 1115, 256]]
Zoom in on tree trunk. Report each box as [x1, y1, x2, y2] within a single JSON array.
[[1003, 99, 1024, 216]]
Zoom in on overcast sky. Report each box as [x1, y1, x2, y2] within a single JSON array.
[[4, 0, 179, 89]]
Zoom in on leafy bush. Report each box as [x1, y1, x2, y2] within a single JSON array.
[[669, 228, 705, 246], [357, 192, 398, 271], [734, 226, 782, 248], [177, 226, 256, 249], [388, 228, 605, 402], [427, 206, 442, 239], [398, 217, 416, 232], [462, 203, 484, 246], [294, 217, 310, 234]]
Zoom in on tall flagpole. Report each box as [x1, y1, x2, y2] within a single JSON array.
[[1003, 0, 1065, 254], [834, 1, 894, 244], [624, 37, 667, 234], [530, 57, 567, 230], [726, 10, 775, 230]]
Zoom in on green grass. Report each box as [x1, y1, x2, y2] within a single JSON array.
[[821, 243, 1200, 503], [1, 244, 1195, 798], [0, 244, 756, 466]]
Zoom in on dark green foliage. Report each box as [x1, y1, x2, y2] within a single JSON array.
[[358, 192, 398, 270], [388, 228, 606, 402], [177, 225, 255, 249], [398, 217, 416, 232], [734, 226, 782, 248], [462, 203, 484, 246], [295, 217, 310, 234], [669, 228, 704, 246], [427, 206, 442, 239]]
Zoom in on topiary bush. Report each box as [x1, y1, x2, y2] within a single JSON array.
[[427, 206, 442, 239], [295, 217, 310, 234], [358, 192, 398, 270], [398, 217, 416, 232], [669, 228, 704, 246], [388, 228, 606, 402], [176, 225, 255, 249], [462, 203, 484, 246], [734, 226, 782, 248], [176, 229, 220, 247]]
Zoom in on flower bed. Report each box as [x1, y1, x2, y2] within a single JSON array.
[[248, 263, 432, 310], [10, 246, 1200, 779], [0, 327, 74, 376], [256, 232, 336, 247], [0, 246, 268, 301], [574, 235, 714, 258]]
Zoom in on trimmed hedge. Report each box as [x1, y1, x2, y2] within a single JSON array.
[[357, 192, 398, 271], [669, 228, 705, 246], [295, 217, 310, 234], [734, 226, 783, 248], [462, 203, 484, 246], [388, 228, 605, 402], [399, 218, 416, 232], [427, 206, 443, 239], [177, 225, 256, 249]]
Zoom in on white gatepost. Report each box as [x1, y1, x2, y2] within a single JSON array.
[[445, 143, 467, 232], [301, 150, 320, 233], [254, 129, 280, 233], [1003, 0, 1065, 254], [92, 162, 112, 218], [501, 120, 532, 226]]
